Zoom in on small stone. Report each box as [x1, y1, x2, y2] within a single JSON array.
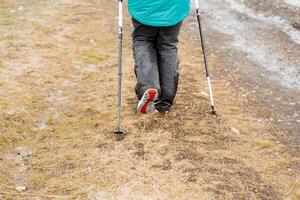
[[18, 6, 24, 11], [36, 121, 48, 130], [200, 91, 209, 97], [15, 146, 32, 157], [231, 127, 240, 134], [88, 39, 96, 44], [292, 21, 300, 30], [15, 186, 26, 191]]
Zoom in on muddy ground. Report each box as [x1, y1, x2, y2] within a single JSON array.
[[0, 0, 299, 199]]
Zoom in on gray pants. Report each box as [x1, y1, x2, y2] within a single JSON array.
[[131, 18, 182, 112]]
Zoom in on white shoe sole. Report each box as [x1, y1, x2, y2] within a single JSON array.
[[137, 89, 158, 114]]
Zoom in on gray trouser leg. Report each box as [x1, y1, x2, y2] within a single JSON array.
[[132, 19, 161, 100], [155, 23, 182, 112], [131, 19, 182, 111]]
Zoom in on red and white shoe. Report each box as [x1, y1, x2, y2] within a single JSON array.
[[137, 88, 158, 114]]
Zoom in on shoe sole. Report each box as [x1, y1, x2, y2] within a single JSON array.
[[137, 89, 158, 114]]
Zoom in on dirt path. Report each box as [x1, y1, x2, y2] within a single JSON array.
[[0, 0, 299, 199]]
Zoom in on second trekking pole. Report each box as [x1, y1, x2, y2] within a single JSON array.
[[114, 0, 123, 135], [194, 0, 216, 114]]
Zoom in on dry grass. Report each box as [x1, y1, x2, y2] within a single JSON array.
[[0, 0, 299, 199], [253, 138, 275, 148], [83, 47, 110, 64], [0, 18, 13, 25]]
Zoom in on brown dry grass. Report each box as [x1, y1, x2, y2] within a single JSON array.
[[0, 0, 299, 199]]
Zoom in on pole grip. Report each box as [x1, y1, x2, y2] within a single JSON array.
[[118, 0, 122, 28], [194, 0, 200, 10]]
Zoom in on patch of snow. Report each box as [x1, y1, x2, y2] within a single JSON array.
[[195, 0, 300, 89], [282, 0, 300, 7], [223, 0, 300, 44]]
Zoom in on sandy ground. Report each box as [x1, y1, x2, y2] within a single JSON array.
[[0, 0, 299, 199]]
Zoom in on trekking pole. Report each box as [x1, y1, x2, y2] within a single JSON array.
[[194, 0, 216, 114], [114, 0, 124, 135]]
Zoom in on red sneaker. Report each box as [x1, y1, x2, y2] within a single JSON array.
[[137, 89, 158, 114]]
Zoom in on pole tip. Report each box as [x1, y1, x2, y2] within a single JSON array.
[[114, 130, 125, 141], [114, 130, 123, 135], [210, 106, 217, 115]]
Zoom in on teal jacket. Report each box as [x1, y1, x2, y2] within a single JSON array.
[[128, 0, 191, 27]]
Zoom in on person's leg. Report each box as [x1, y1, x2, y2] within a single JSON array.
[[155, 22, 182, 112], [131, 18, 161, 100]]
